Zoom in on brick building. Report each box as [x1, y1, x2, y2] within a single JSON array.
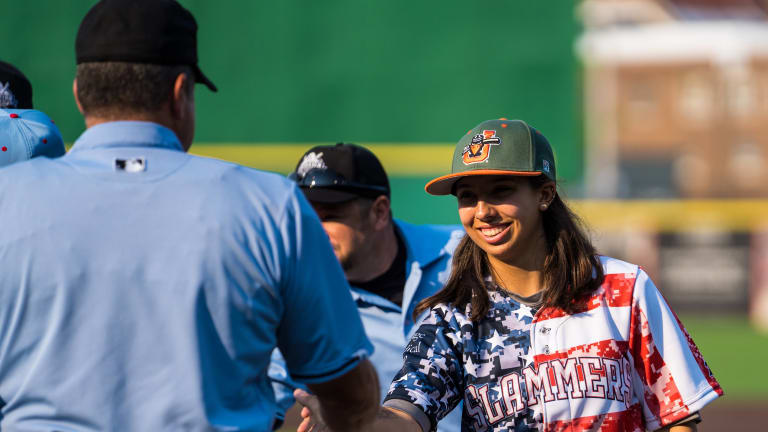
[[578, 0, 768, 198]]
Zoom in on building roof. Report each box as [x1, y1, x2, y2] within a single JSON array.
[[577, 21, 768, 64], [664, 0, 768, 20]]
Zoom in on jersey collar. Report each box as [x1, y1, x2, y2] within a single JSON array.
[[69, 121, 184, 153]]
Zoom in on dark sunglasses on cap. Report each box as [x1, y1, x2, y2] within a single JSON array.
[[289, 167, 389, 198]]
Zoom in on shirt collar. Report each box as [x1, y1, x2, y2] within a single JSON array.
[[394, 219, 450, 268], [69, 121, 184, 153]]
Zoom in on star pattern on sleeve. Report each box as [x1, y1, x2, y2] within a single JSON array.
[[445, 329, 462, 347], [514, 303, 534, 320], [386, 291, 549, 431], [487, 329, 506, 352], [464, 354, 479, 377], [520, 346, 536, 368]]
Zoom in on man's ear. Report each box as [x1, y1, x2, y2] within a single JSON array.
[[73, 79, 85, 115], [370, 195, 392, 231], [171, 72, 192, 120]]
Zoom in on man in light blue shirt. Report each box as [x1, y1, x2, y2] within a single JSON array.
[[0, 1, 379, 431], [270, 143, 465, 432]]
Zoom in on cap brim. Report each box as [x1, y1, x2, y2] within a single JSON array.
[[425, 170, 542, 195], [300, 187, 360, 204], [193, 65, 217, 92]]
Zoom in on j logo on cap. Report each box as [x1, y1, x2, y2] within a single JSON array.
[[463, 130, 501, 165]]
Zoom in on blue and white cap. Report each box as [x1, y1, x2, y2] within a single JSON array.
[[0, 109, 66, 168]]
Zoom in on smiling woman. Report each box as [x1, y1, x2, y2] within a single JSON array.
[[382, 119, 722, 432], [423, 170, 603, 323], [416, 120, 604, 324], [296, 119, 725, 432], [295, 120, 724, 432]]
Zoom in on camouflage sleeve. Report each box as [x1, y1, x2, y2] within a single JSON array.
[[383, 306, 464, 431]]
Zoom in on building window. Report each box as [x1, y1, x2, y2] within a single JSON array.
[[679, 72, 713, 125]]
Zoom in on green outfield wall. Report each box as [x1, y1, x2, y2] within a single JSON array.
[[191, 144, 768, 227], [2, 1, 583, 184]]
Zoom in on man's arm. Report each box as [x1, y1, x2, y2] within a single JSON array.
[[267, 349, 303, 429], [274, 185, 378, 430], [296, 385, 422, 432], [303, 358, 380, 432]]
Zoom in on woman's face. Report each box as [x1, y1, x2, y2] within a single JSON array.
[[456, 175, 551, 265]]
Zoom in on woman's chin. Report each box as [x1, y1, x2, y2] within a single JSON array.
[[477, 239, 517, 262]]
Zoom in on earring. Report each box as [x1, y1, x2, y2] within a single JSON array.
[[540, 203, 548, 211]]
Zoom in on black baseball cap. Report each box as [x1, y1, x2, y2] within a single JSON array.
[[290, 143, 390, 203], [75, 0, 217, 92], [0, 60, 33, 109]]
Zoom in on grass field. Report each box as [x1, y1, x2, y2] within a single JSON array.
[[680, 314, 768, 401]]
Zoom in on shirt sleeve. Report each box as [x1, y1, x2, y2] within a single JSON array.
[[275, 186, 373, 384], [383, 306, 464, 431], [628, 269, 723, 430], [267, 348, 306, 426]]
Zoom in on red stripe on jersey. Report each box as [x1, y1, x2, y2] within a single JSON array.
[[544, 402, 645, 432], [534, 273, 636, 322], [599, 273, 636, 308], [628, 303, 688, 424], [534, 339, 630, 365], [662, 291, 724, 397]]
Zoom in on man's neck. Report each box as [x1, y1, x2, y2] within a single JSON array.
[[83, 112, 190, 151], [84, 112, 172, 130], [345, 224, 399, 283]]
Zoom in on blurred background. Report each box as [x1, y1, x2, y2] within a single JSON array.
[[3, 0, 766, 429]]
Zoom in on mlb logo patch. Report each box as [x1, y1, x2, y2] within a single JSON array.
[[115, 157, 146, 173]]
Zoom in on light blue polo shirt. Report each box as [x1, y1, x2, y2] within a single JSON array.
[[0, 121, 372, 431]]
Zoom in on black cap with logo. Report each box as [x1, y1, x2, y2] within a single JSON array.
[[0, 61, 33, 109], [290, 143, 390, 203], [75, 0, 217, 92]]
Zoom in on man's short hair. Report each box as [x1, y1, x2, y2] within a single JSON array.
[[75, 61, 193, 117]]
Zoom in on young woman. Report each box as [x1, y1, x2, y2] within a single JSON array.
[[296, 119, 722, 432]]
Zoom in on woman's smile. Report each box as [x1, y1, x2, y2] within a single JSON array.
[[475, 222, 511, 244]]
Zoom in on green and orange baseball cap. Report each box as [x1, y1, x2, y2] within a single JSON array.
[[425, 119, 556, 195]]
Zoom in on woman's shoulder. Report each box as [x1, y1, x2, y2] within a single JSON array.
[[429, 288, 522, 324], [426, 301, 473, 328], [598, 255, 643, 277], [592, 255, 658, 302]]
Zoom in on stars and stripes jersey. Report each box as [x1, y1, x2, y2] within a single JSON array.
[[382, 256, 723, 432]]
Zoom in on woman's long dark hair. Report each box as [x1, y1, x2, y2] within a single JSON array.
[[414, 176, 604, 321]]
